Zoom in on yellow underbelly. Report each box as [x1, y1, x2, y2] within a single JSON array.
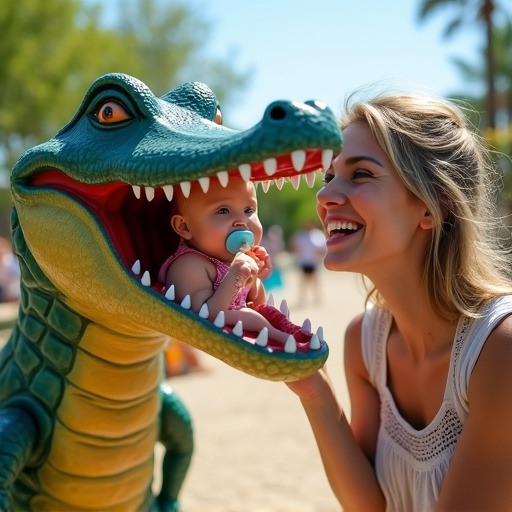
[[33, 323, 166, 510]]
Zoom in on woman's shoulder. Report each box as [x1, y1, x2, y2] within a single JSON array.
[[477, 312, 512, 372], [466, 312, 512, 428]]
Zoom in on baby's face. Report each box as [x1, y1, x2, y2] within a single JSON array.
[[175, 177, 263, 261]]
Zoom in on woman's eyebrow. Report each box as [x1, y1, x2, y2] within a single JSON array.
[[345, 155, 384, 167]]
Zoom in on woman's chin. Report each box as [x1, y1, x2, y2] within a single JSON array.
[[322, 253, 356, 273]]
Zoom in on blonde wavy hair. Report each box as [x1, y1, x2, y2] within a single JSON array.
[[340, 91, 512, 319]]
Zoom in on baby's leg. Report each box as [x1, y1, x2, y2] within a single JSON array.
[[223, 308, 291, 344]]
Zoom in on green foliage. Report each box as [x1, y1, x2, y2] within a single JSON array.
[[0, 0, 249, 176], [257, 173, 324, 246]]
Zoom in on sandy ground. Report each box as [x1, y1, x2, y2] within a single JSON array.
[[157, 264, 367, 512], [0, 263, 367, 512]]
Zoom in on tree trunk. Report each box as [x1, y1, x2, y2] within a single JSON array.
[[483, 0, 497, 129]]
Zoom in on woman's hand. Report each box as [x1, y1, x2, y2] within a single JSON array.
[[286, 366, 333, 402]]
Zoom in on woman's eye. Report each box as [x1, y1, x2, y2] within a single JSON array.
[[353, 169, 372, 179], [322, 172, 334, 184], [95, 101, 132, 124]]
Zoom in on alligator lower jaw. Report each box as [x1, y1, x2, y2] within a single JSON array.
[[138, 276, 324, 355]]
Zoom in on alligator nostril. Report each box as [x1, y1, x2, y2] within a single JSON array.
[[269, 105, 287, 121]]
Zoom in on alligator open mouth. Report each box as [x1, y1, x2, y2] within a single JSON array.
[[27, 147, 332, 355]]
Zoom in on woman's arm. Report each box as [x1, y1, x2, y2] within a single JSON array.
[[287, 314, 385, 512], [436, 315, 512, 511]]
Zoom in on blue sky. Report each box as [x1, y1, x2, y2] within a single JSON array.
[[98, 0, 482, 129]]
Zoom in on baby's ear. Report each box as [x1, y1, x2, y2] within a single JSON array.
[[171, 215, 192, 239]]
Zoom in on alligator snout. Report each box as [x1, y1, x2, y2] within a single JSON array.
[[264, 99, 331, 125]]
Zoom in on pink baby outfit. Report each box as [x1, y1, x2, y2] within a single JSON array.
[[158, 239, 250, 310]]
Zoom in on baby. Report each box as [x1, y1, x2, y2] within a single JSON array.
[[158, 176, 315, 351]]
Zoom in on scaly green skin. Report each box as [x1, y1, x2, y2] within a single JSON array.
[[0, 73, 342, 511]]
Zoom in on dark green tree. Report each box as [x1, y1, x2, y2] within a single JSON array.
[[0, 0, 126, 174]]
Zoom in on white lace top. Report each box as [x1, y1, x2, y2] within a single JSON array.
[[361, 295, 512, 512]]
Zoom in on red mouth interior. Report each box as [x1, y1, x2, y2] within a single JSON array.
[[30, 170, 177, 288]]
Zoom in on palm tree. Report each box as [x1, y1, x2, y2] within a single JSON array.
[[418, 0, 510, 130], [450, 22, 512, 128]]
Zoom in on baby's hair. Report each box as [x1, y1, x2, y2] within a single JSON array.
[[341, 90, 512, 318]]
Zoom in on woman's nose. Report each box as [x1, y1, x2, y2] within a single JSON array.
[[317, 178, 348, 207]]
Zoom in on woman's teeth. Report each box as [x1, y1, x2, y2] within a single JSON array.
[[326, 220, 361, 236]]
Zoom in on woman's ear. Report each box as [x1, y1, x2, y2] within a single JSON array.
[[419, 209, 435, 230], [171, 215, 192, 239]]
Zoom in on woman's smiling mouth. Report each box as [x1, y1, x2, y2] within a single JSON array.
[[326, 220, 363, 238]]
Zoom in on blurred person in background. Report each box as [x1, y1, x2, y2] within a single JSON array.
[[0, 237, 20, 303], [261, 224, 285, 292], [291, 220, 326, 306]]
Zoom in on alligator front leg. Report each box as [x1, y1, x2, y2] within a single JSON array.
[[155, 384, 194, 512], [0, 407, 37, 511]]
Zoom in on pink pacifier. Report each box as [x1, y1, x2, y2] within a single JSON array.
[[225, 229, 255, 254]]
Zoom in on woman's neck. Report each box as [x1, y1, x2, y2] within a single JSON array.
[[369, 266, 458, 359]]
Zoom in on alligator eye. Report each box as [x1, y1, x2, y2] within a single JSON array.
[[95, 100, 132, 124], [214, 107, 222, 125]]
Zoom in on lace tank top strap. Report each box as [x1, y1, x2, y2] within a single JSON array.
[[361, 303, 393, 390], [453, 294, 512, 414]]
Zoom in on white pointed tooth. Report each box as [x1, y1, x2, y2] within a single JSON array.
[[164, 285, 176, 301], [309, 332, 321, 350], [275, 177, 285, 190], [284, 335, 297, 353], [290, 174, 301, 190], [198, 176, 210, 193], [291, 149, 306, 171], [322, 149, 334, 171], [302, 318, 312, 333], [279, 299, 289, 318], [214, 311, 225, 328], [266, 293, 275, 307], [262, 180, 271, 193], [217, 171, 229, 187], [199, 303, 209, 319], [263, 158, 277, 176], [316, 326, 324, 342], [162, 184, 174, 201], [180, 181, 191, 198], [305, 171, 316, 188], [141, 271, 151, 287], [233, 320, 243, 337], [180, 295, 191, 309], [132, 185, 141, 199], [238, 163, 251, 182], [144, 186, 155, 201], [131, 259, 141, 275], [255, 328, 268, 347]]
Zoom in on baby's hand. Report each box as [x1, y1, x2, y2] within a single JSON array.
[[230, 252, 260, 287], [245, 245, 273, 280]]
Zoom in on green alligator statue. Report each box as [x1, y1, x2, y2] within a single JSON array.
[[0, 73, 342, 511]]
